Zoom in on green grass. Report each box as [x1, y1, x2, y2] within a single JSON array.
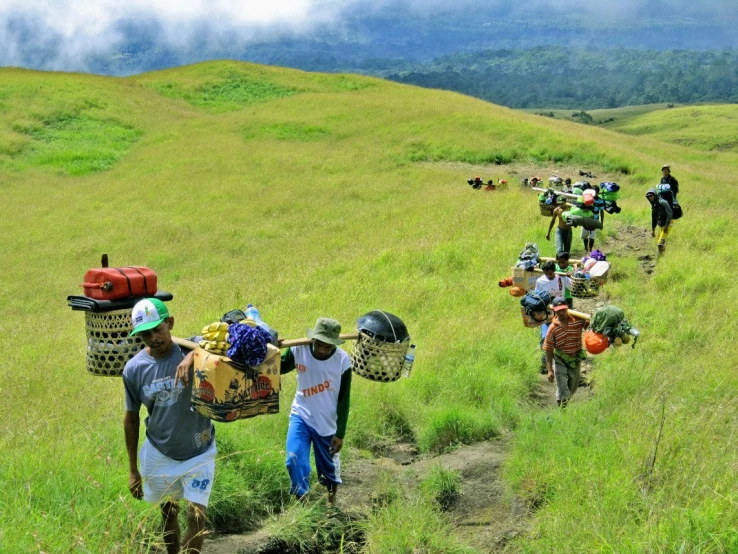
[[18, 113, 141, 175], [262, 501, 364, 553], [151, 76, 298, 111], [1, 60, 738, 552], [526, 102, 738, 153], [420, 465, 462, 511], [362, 494, 477, 554], [606, 104, 738, 153]]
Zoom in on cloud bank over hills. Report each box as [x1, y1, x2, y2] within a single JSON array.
[[1, 0, 736, 74]]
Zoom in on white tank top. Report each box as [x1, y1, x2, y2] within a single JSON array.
[[290, 345, 351, 436]]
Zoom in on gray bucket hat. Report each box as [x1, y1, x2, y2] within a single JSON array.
[[306, 317, 344, 345]]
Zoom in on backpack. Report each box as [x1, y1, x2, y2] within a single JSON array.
[[222, 309, 247, 325], [516, 242, 540, 270], [599, 191, 620, 202], [601, 182, 620, 193], [656, 184, 683, 220], [520, 290, 552, 322], [590, 305, 639, 347]]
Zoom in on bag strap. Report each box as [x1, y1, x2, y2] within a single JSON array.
[[113, 267, 133, 297], [125, 266, 149, 296]]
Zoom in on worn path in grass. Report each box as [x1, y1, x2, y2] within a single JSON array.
[[205, 438, 525, 553]]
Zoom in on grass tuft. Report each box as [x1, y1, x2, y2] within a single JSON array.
[[420, 465, 462, 511]]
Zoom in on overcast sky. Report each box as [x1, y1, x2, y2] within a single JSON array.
[[1, 1, 735, 72]]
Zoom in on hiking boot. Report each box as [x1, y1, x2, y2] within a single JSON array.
[[657, 240, 666, 254]]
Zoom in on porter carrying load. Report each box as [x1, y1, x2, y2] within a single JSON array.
[[67, 254, 173, 376]]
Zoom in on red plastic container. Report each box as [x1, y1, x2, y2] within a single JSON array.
[[82, 267, 158, 301]]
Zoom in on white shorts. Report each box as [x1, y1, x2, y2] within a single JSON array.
[[140, 438, 216, 506], [580, 228, 597, 239]]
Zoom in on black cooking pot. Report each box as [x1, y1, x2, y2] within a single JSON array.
[[356, 310, 409, 343]]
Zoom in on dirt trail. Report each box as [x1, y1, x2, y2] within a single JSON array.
[[205, 438, 524, 554], [603, 224, 657, 275]]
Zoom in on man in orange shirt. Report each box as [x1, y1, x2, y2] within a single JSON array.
[[543, 297, 588, 407]]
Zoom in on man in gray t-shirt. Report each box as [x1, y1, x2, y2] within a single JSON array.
[[123, 298, 214, 554]]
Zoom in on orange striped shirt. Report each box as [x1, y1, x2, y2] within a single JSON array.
[[543, 317, 585, 355]]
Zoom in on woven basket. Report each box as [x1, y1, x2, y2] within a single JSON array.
[[539, 203, 554, 217], [594, 269, 609, 285], [570, 276, 600, 298], [350, 331, 410, 382], [85, 309, 144, 376]]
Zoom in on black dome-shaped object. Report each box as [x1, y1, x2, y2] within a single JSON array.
[[356, 310, 409, 343]]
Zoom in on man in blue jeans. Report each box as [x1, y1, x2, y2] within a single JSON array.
[[280, 318, 352, 503]]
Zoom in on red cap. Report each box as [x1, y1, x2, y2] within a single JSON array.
[[552, 297, 569, 311]]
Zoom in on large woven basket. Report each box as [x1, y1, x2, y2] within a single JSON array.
[[539, 203, 555, 217], [85, 309, 144, 376], [351, 331, 410, 383], [570, 276, 600, 298]]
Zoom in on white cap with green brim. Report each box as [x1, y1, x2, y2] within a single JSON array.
[[130, 298, 170, 335]]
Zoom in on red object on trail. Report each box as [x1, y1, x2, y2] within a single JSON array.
[[498, 277, 513, 288], [81, 267, 158, 301]]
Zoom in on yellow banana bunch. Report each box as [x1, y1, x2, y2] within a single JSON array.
[[201, 329, 229, 342], [201, 321, 229, 334], [198, 339, 231, 356], [199, 322, 231, 355]]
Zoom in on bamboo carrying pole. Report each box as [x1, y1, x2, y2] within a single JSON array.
[[531, 186, 580, 200], [539, 256, 580, 267], [567, 309, 591, 321], [279, 334, 359, 348], [173, 334, 361, 351], [173, 337, 198, 350]]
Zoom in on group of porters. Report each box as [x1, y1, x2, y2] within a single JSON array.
[[68, 256, 416, 422]]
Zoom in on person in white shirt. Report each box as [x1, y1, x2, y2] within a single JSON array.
[[280, 318, 352, 504]]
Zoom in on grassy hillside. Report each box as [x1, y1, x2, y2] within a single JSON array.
[[525, 103, 738, 154], [1, 61, 737, 553]]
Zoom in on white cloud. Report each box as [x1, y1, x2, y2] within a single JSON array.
[[0, 1, 734, 72]]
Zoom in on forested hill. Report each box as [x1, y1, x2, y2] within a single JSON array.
[[383, 47, 738, 109]]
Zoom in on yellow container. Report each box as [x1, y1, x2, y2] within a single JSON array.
[[511, 267, 539, 291], [191, 344, 280, 422]]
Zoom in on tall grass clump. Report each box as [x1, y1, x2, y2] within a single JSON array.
[[362, 494, 477, 554], [420, 465, 462, 511], [262, 501, 364, 553]]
